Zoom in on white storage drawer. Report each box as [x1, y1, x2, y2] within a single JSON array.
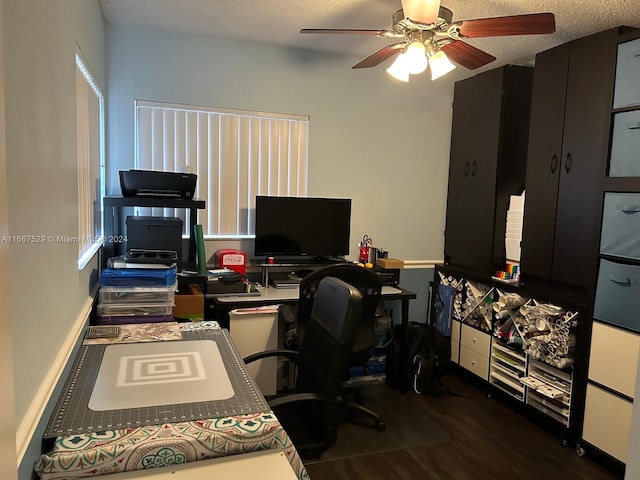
[[593, 259, 640, 331], [459, 345, 489, 380], [609, 111, 640, 177], [613, 36, 640, 109], [451, 320, 461, 364], [600, 193, 640, 259], [583, 384, 633, 463], [230, 309, 278, 395], [460, 323, 491, 356], [589, 321, 640, 398]]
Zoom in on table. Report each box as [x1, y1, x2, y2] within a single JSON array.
[[33, 322, 309, 480], [209, 285, 417, 394]]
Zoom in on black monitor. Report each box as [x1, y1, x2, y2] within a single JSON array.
[[254, 195, 352, 259]]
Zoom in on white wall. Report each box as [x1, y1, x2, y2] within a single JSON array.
[[106, 25, 453, 263], [0, 1, 18, 478], [2, 0, 106, 467]]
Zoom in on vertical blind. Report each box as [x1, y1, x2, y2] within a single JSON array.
[[76, 52, 104, 268], [135, 101, 309, 237]]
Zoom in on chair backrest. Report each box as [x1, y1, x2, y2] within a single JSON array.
[[296, 263, 382, 367], [296, 276, 363, 397]]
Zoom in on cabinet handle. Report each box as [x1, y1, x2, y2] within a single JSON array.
[[550, 154, 558, 173], [471, 360, 476, 365], [618, 205, 640, 214], [464, 162, 470, 176], [608, 274, 637, 285], [471, 161, 477, 176], [564, 153, 572, 173], [472, 338, 477, 343]]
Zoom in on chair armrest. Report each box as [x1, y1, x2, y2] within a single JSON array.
[[243, 349, 299, 365], [268, 392, 341, 410]]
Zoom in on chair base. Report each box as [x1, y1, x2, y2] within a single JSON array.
[[341, 400, 386, 431]]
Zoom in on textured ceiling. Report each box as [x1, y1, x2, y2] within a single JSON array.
[[99, 0, 640, 80]]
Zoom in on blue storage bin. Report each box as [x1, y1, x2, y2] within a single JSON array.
[[600, 193, 640, 260], [100, 266, 177, 287], [613, 37, 640, 109], [593, 259, 640, 332], [609, 111, 640, 177]]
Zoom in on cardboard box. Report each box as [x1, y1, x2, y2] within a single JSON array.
[[376, 258, 404, 269], [173, 284, 204, 321]]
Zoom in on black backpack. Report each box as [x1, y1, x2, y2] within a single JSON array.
[[409, 325, 443, 396]]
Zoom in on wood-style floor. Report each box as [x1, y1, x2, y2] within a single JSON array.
[[303, 371, 623, 480]]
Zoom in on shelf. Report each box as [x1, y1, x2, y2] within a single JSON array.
[[530, 359, 572, 388], [492, 355, 525, 376], [104, 195, 206, 209], [492, 343, 526, 363], [491, 362, 523, 382], [527, 394, 570, 426], [490, 371, 525, 393]]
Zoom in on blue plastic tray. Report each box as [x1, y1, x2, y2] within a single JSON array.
[[100, 266, 177, 287]]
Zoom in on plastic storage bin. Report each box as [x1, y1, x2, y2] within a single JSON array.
[[96, 302, 174, 318], [99, 281, 178, 304], [600, 193, 640, 260], [96, 314, 175, 325], [100, 266, 177, 287]]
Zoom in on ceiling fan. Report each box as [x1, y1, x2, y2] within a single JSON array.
[[300, 0, 555, 81]]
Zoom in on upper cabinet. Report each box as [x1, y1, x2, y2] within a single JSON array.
[[444, 65, 533, 276], [520, 28, 629, 288]]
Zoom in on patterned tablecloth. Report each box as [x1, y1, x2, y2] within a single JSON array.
[[34, 322, 310, 480]]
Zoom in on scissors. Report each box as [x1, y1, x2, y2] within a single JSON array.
[[361, 235, 372, 247]]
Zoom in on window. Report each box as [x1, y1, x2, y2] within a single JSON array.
[[134, 101, 309, 237], [76, 50, 105, 269]]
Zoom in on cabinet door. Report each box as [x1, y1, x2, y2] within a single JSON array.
[[553, 30, 619, 285], [520, 43, 570, 281], [522, 30, 619, 287], [444, 68, 502, 273]]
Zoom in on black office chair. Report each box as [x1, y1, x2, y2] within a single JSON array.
[[244, 276, 363, 460], [280, 263, 385, 431]]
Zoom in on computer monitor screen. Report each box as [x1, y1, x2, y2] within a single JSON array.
[[254, 195, 352, 259]]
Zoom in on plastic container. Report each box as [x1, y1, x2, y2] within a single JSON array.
[[96, 302, 174, 318], [96, 314, 175, 325], [99, 281, 177, 304], [100, 265, 177, 287]]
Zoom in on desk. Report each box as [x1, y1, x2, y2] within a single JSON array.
[[209, 285, 417, 394], [34, 322, 309, 480]]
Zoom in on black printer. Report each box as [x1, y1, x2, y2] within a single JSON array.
[[119, 169, 197, 199]]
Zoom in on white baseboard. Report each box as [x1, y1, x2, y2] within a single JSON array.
[[16, 293, 95, 465]]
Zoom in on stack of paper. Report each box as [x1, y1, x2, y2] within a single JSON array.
[[505, 191, 525, 261]]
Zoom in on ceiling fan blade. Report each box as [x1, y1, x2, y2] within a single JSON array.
[[300, 28, 389, 35], [352, 43, 406, 69], [401, 0, 441, 24], [458, 13, 555, 38], [441, 41, 496, 69]]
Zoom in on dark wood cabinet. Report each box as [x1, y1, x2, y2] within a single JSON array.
[[521, 28, 627, 288], [444, 65, 533, 275]]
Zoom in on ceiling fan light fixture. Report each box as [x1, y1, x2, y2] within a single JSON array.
[[429, 49, 456, 80], [386, 54, 411, 82], [404, 41, 428, 74]]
